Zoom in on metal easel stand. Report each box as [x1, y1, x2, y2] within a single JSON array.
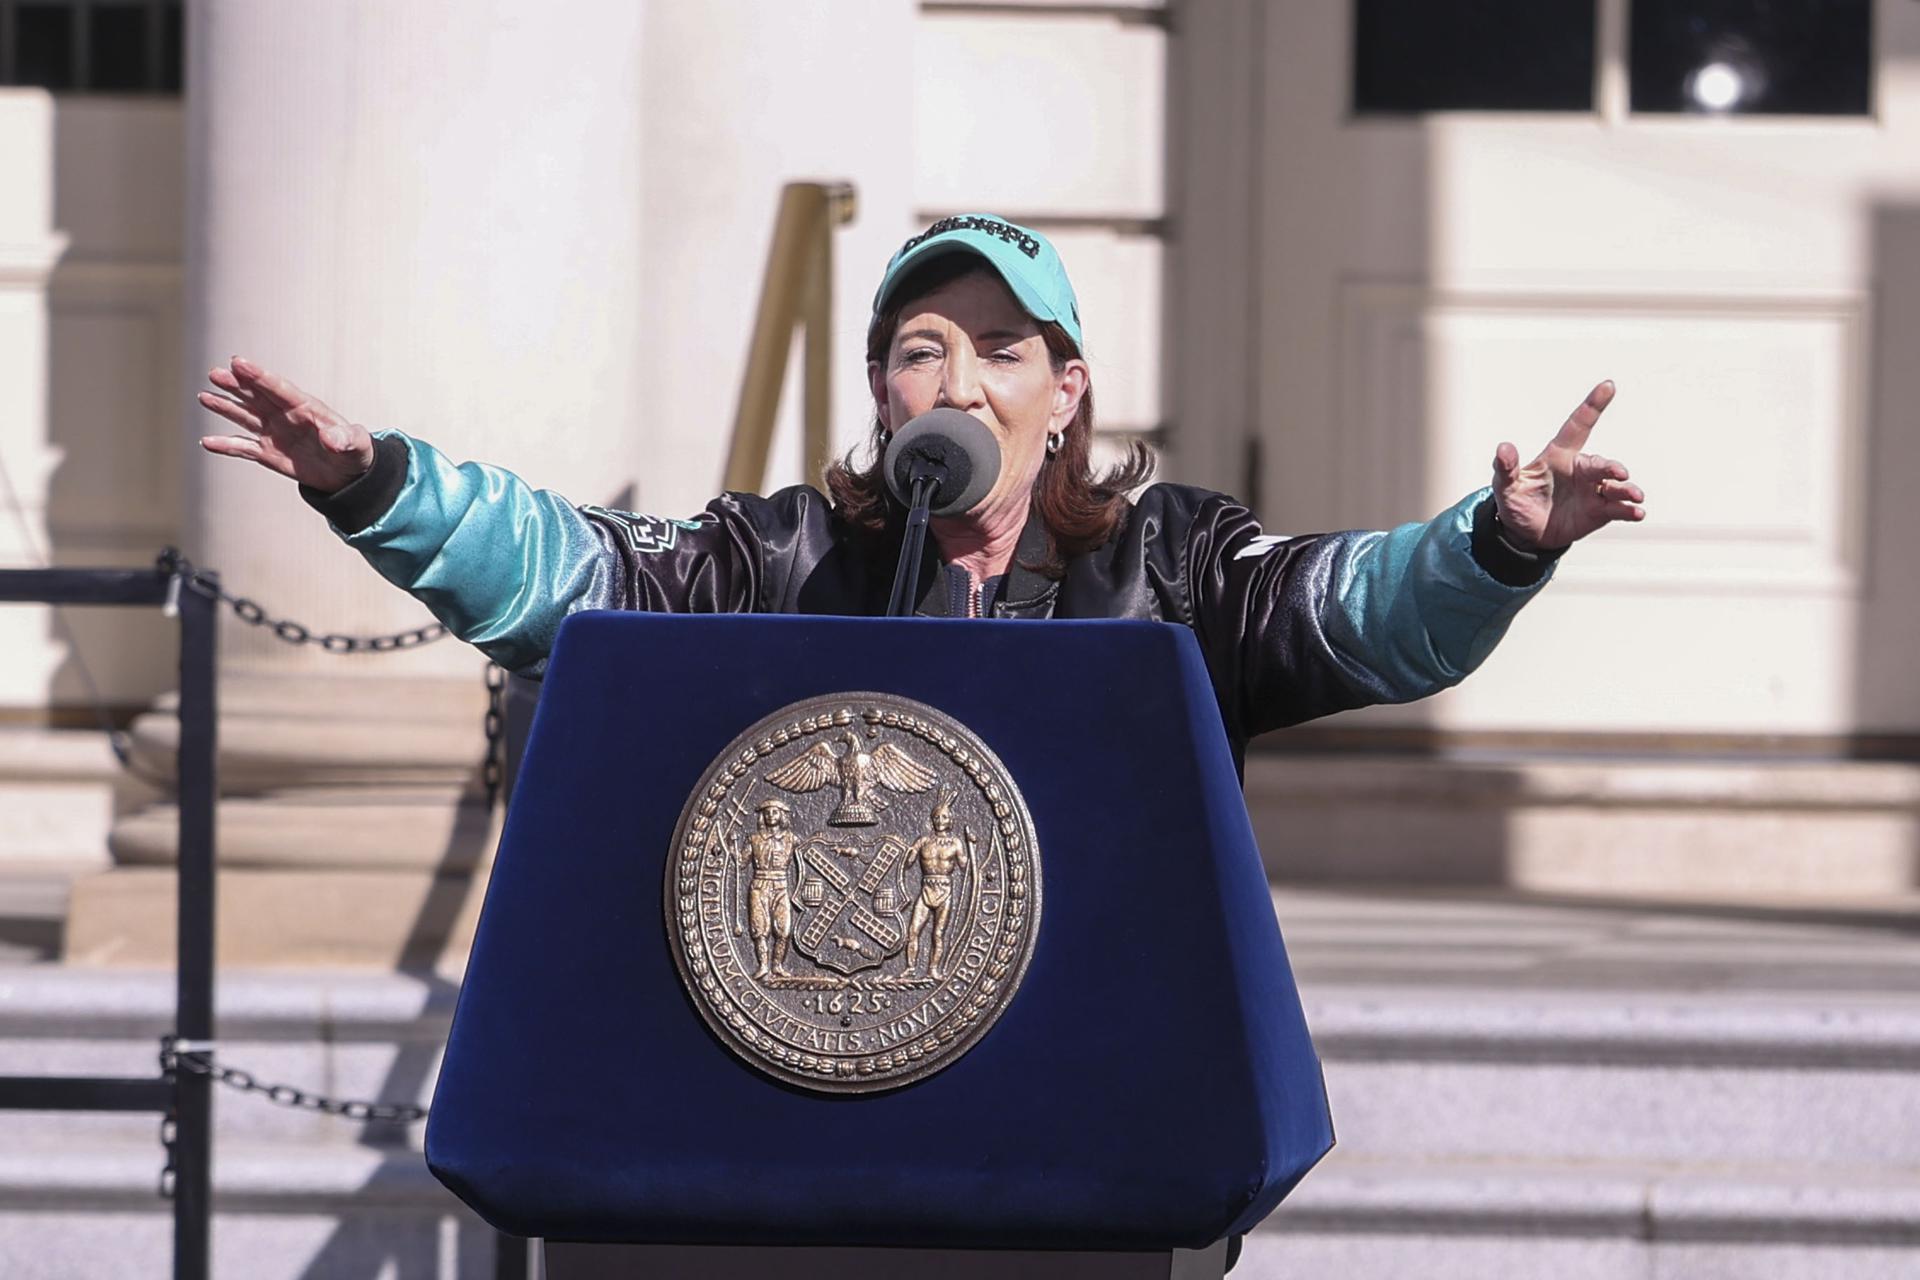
[[0, 561, 217, 1280]]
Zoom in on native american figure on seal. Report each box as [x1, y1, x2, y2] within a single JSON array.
[[736, 797, 799, 979], [765, 729, 937, 826], [904, 788, 975, 980]]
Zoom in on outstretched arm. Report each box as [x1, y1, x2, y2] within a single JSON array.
[[197, 358, 621, 671], [1318, 381, 1649, 702], [1189, 380, 1647, 739], [194, 357, 759, 673]]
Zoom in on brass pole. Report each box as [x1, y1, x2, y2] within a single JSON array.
[[802, 222, 832, 486], [723, 182, 858, 494], [724, 185, 817, 493]]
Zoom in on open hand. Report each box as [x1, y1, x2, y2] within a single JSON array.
[[196, 357, 375, 494], [1491, 380, 1646, 551]]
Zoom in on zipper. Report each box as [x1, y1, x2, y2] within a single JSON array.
[[967, 578, 982, 619]]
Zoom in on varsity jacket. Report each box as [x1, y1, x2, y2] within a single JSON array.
[[306, 431, 1564, 757]]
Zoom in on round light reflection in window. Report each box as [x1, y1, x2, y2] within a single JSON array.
[[1688, 61, 1745, 112]]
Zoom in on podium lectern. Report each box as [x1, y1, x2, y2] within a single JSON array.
[[426, 614, 1333, 1278]]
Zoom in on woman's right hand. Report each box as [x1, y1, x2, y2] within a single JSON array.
[[197, 357, 376, 494]]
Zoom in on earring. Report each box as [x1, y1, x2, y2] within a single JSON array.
[[1046, 431, 1063, 456]]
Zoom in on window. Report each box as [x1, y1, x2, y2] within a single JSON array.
[[1353, 0, 1597, 115], [1629, 0, 1871, 115], [0, 0, 183, 94], [1350, 1, 1872, 119]]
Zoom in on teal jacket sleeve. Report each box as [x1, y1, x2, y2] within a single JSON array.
[[308, 431, 755, 674], [1184, 487, 1560, 737], [1320, 487, 1555, 698]]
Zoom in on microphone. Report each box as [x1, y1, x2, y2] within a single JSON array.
[[883, 409, 1000, 517], [882, 409, 1002, 617]]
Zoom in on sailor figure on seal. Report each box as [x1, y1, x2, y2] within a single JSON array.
[[738, 798, 799, 979]]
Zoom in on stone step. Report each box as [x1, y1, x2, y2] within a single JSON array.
[[0, 969, 470, 1274], [108, 786, 490, 871], [1275, 885, 1920, 987], [0, 728, 119, 869], [1305, 983, 1920, 1168], [61, 862, 493, 968], [0, 1139, 492, 1278], [116, 659, 490, 798], [0, 875, 64, 965], [1277, 887, 1920, 1170], [153, 670, 486, 724], [0, 968, 452, 1145], [1242, 1152, 1920, 1280], [5, 1142, 1912, 1280], [1248, 753, 1920, 900], [8, 899, 1916, 1275], [0, 729, 122, 964], [126, 711, 485, 795], [0, 725, 122, 782]]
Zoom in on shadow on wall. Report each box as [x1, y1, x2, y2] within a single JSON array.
[[1854, 202, 1920, 890]]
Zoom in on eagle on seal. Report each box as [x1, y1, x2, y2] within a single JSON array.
[[767, 730, 938, 826]]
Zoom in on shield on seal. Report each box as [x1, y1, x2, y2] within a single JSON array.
[[790, 831, 912, 976]]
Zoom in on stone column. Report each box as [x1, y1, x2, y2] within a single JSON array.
[[182, 0, 650, 677], [69, 0, 650, 967], [67, 0, 919, 967]]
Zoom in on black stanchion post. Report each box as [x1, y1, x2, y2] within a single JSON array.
[[173, 576, 218, 1280]]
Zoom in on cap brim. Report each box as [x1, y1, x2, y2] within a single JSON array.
[[873, 238, 1063, 333]]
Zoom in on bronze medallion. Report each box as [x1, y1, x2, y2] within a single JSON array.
[[666, 693, 1042, 1093]]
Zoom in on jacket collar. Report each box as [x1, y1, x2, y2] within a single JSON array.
[[997, 504, 1059, 617], [910, 500, 1060, 618], [911, 524, 951, 617]]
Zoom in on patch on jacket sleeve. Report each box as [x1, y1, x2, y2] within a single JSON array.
[[1232, 533, 1298, 561], [579, 506, 715, 555]]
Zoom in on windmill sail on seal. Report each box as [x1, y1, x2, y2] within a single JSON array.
[[766, 729, 938, 826]]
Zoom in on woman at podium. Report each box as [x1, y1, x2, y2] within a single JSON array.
[[195, 215, 1644, 756]]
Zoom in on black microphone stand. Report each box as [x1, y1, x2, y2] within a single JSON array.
[[886, 472, 936, 618]]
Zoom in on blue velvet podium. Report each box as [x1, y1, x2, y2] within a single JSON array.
[[426, 613, 1332, 1276]]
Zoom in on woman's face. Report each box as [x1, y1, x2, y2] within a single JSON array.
[[868, 269, 1088, 527]]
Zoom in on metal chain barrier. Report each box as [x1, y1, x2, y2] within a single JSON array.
[[130, 547, 499, 1203], [158, 1108, 179, 1200], [159, 1037, 427, 1154], [157, 547, 449, 653], [98, 550, 502, 802], [121, 551, 501, 1191], [483, 662, 507, 809]]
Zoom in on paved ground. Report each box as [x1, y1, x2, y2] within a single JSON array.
[[1273, 884, 1920, 997]]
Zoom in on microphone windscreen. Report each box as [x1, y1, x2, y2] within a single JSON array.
[[883, 409, 1002, 517]]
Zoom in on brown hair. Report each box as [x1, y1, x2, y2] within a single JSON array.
[[824, 255, 1155, 577]]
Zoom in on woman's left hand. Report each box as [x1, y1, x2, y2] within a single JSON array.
[[1491, 380, 1646, 551]]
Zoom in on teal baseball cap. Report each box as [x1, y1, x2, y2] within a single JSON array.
[[871, 214, 1084, 352]]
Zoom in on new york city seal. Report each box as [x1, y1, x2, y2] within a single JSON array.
[[666, 693, 1041, 1092]]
